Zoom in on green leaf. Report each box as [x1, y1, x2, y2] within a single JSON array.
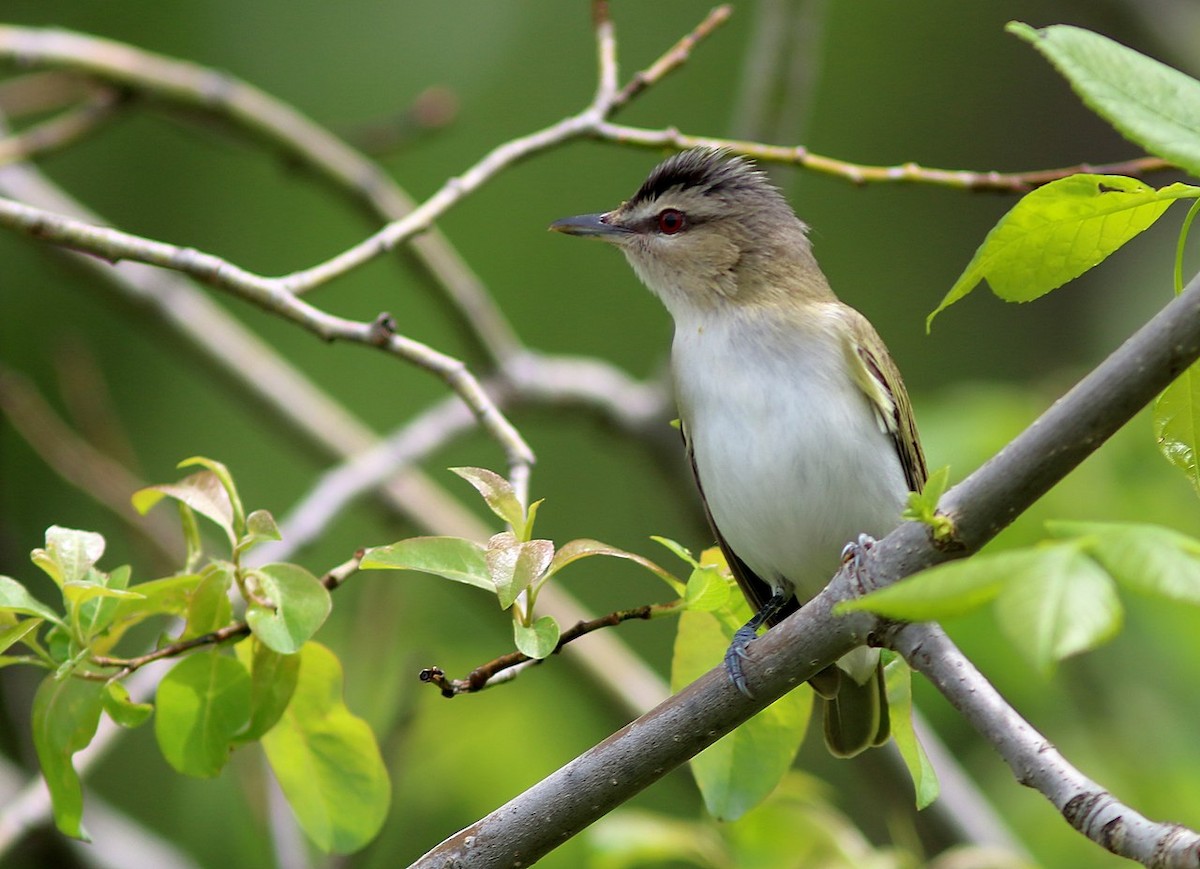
[[682, 566, 731, 612], [994, 545, 1123, 675], [261, 642, 390, 854], [103, 681, 153, 729], [928, 175, 1198, 327], [513, 614, 560, 659], [1049, 520, 1200, 604], [486, 533, 554, 609], [1155, 362, 1200, 496], [671, 608, 811, 821], [154, 651, 251, 777], [31, 674, 106, 839], [238, 509, 282, 554], [650, 535, 698, 568], [1009, 22, 1200, 176], [99, 573, 206, 653], [883, 655, 938, 809], [177, 456, 246, 535], [902, 466, 955, 543], [69, 565, 140, 644], [181, 565, 234, 639], [450, 466, 527, 536], [0, 616, 43, 655], [838, 548, 1054, 620], [0, 574, 64, 625], [32, 526, 106, 587], [360, 536, 492, 592], [246, 563, 332, 654], [133, 470, 237, 547], [546, 538, 682, 594], [234, 637, 300, 743]]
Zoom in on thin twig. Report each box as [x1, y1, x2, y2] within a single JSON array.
[[593, 122, 1174, 192], [613, 5, 734, 108], [0, 88, 125, 165], [0, 193, 535, 483], [87, 556, 361, 678], [420, 602, 669, 696]]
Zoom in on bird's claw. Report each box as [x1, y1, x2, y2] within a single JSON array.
[[723, 624, 760, 698]]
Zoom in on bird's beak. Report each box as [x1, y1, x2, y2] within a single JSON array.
[[548, 212, 630, 241]]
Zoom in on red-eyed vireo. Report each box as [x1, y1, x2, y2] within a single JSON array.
[[550, 148, 926, 757]]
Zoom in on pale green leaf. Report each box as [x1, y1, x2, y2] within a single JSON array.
[[1154, 362, 1200, 497], [450, 466, 526, 535], [1009, 22, 1200, 176], [994, 545, 1123, 675], [883, 655, 938, 809], [1049, 520, 1200, 604], [181, 565, 233, 639], [154, 651, 250, 777], [650, 535, 698, 568], [234, 637, 300, 743], [240, 509, 282, 551], [486, 533, 554, 609], [103, 681, 153, 729], [928, 175, 1197, 327], [261, 643, 390, 854], [133, 470, 237, 547], [0, 575, 64, 625], [0, 616, 43, 655], [33, 526, 106, 587], [32, 674, 106, 839], [177, 456, 245, 534], [513, 614, 560, 659], [360, 536, 492, 592], [246, 563, 332, 654], [838, 548, 1054, 620], [671, 609, 811, 821], [546, 538, 682, 593], [682, 566, 731, 612]]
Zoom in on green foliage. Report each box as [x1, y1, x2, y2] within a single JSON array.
[[900, 466, 954, 543], [670, 602, 812, 821], [883, 655, 938, 810], [361, 467, 681, 659], [0, 458, 377, 852], [928, 175, 1198, 326], [260, 642, 390, 854], [841, 522, 1200, 675], [155, 650, 251, 777], [1008, 23, 1200, 177], [31, 675, 105, 840]]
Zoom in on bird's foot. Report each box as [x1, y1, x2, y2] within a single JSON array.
[[840, 533, 877, 594], [723, 624, 761, 699]]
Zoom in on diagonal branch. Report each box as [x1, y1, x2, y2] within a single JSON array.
[[411, 274, 1200, 868]]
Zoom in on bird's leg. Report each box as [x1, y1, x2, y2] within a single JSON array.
[[840, 533, 877, 595], [724, 589, 791, 698]]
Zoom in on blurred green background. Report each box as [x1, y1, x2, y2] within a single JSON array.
[[3, 1, 1200, 867]]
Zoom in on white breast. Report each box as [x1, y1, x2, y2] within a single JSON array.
[[672, 307, 908, 601]]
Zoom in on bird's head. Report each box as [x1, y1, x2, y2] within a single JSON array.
[[550, 148, 828, 317]]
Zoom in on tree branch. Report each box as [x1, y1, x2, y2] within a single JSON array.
[[411, 275, 1200, 867], [893, 622, 1200, 867], [419, 602, 670, 697]]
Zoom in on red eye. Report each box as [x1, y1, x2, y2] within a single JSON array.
[[657, 209, 686, 235]]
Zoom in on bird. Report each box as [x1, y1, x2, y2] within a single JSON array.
[[549, 148, 926, 757]]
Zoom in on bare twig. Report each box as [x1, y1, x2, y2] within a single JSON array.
[[0, 193, 535, 485], [87, 556, 361, 678], [895, 623, 1200, 868], [412, 273, 1200, 867], [0, 87, 125, 165], [613, 4, 734, 107], [592, 122, 1174, 192], [420, 601, 670, 697]]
